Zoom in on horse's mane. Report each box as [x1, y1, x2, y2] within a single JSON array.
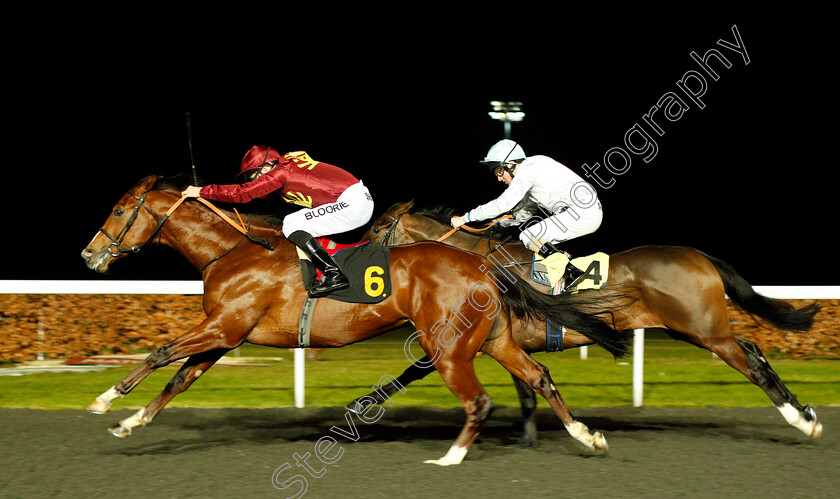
[[407, 203, 519, 240], [149, 174, 287, 227], [150, 174, 191, 193], [409, 204, 459, 222]]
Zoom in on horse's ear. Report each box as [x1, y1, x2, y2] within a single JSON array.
[[134, 175, 158, 193], [396, 200, 414, 215]]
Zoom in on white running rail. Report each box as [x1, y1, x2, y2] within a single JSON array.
[[2, 281, 838, 408]]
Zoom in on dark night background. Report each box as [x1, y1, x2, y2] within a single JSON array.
[[3, 15, 836, 286]]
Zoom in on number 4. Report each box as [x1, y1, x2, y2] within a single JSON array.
[[583, 260, 602, 286]]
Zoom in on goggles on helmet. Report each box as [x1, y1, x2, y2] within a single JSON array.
[[483, 161, 517, 178], [481, 140, 522, 179], [243, 161, 277, 182]]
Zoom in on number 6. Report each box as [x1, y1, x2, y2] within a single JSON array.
[[364, 266, 385, 297]]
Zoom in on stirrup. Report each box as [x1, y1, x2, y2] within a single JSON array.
[[561, 264, 586, 294], [310, 271, 350, 297]]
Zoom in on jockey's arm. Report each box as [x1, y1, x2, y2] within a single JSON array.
[[461, 175, 531, 225]]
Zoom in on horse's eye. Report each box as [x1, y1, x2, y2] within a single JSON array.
[[114, 208, 124, 217], [372, 228, 380, 234]]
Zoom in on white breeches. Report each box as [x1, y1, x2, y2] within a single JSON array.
[[281, 181, 374, 238], [518, 202, 603, 251]]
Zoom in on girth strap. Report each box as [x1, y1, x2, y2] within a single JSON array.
[[298, 294, 318, 347], [546, 318, 565, 352], [546, 281, 565, 352]]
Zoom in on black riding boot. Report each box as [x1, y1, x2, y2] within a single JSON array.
[[539, 242, 585, 292], [288, 231, 350, 297]]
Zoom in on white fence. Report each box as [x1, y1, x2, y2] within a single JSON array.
[[2, 281, 838, 408]]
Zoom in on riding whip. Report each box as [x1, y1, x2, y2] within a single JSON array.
[[185, 112, 200, 186]]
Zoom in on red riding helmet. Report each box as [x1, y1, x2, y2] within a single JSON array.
[[238, 145, 283, 177]]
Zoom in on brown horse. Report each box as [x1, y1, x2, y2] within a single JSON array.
[[80, 175, 635, 465], [349, 200, 823, 444]]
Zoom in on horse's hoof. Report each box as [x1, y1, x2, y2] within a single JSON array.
[[423, 445, 467, 466], [520, 424, 538, 448], [345, 399, 369, 415], [519, 437, 537, 448], [593, 432, 609, 454], [423, 458, 455, 466], [108, 424, 131, 438], [346, 396, 378, 415], [87, 399, 111, 414], [811, 421, 823, 438]]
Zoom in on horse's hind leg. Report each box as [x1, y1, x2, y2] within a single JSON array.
[[108, 349, 228, 438], [510, 374, 538, 447], [706, 334, 822, 437], [484, 336, 607, 453]]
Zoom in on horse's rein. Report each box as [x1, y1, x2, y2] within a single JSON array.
[[193, 197, 275, 250], [436, 214, 514, 242], [103, 192, 274, 257]]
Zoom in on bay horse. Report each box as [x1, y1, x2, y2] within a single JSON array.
[[80, 175, 635, 465], [349, 200, 823, 444]]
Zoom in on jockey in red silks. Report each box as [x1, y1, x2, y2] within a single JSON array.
[[181, 145, 374, 297]]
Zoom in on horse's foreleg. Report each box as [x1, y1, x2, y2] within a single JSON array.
[[88, 314, 248, 414], [346, 355, 435, 413], [485, 336, 607, 454], [423, 359, 494, 466], [86, 346, 178, 414], [108, 349, 228, 438]]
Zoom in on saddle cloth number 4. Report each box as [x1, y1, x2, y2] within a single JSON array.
[[571, 252, 609, 290]]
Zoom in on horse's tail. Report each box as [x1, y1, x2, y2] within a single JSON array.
[[492, 267, 634, 358], [702, 252, 820, 332]]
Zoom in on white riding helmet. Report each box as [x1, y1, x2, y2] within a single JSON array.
[[482, 139, 525, 164]]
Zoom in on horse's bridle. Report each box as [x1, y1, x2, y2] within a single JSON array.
[[375, 212, 402, 247], [98, 189, 275, 271], [98, 191, 163, 257]]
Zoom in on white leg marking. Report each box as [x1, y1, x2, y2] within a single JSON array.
[[88, 386, 121, 414], [565, 420, 608, 453], [778, 403, 822, 437], [423, 445, 469, 466], [120, 408, 151, 431]]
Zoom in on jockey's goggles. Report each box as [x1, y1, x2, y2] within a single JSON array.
[[481, 161, 516, 178], [244, 161, 277, 182]]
